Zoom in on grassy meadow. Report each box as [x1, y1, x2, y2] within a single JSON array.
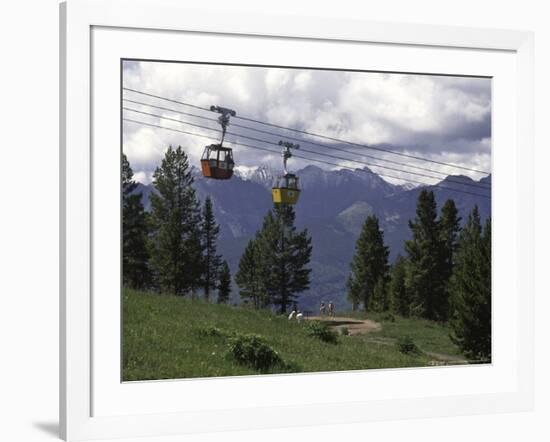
[[122, 289, 468, 381], [348, 311, 465, 358]]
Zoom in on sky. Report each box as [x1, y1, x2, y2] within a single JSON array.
[[122, 60, 491, 185]]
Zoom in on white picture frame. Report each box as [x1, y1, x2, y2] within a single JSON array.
[[60, 0, 534, 440]]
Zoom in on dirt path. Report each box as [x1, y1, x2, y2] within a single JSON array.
[[306, 316, 381, 336], [424, 351, 470, 365], [360, 336, 470, 365], [361, 337, 470, 365], [305, 316, 469, 365]]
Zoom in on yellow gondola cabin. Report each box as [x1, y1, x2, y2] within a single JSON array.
[[272, 173, 300, 205]]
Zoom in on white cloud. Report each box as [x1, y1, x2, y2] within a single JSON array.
[[122, 61, 491, 184], [133, 170, 154, 185]]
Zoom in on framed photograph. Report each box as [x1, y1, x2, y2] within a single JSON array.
[[60, 0, 534, 440]]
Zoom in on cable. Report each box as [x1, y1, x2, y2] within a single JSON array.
[[122, 96, 491, 188], [123, 117, 490, 199], [124, 117, 490, 199], [123, 98, 217, 124], [122, 87, 491, 175], [123, 106, 491, 193]]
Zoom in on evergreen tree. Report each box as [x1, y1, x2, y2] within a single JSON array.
[[370, 278, 389, 312], [237, 205, 312, 313], [122, 153, 150, 289], [449, 208, 491, 361], [389, 255, 410, 317], [404, 190, 445, 320], [217, 261, 231, 304], [438, 199, 461, 320], [122, 153, 138, 195], [200, 196, 221, 301], [440, 199, 461, 260], [347, 215, 389, 311], [347, 271, 361, 311], [149, 146, 203, 296], [236, 239, 267, 309], [260, 205, 312, 313]]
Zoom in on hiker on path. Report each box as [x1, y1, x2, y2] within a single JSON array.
[[328, 301, 335, 319]]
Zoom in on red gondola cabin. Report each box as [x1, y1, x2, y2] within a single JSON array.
[[200, 144, 234, 180]]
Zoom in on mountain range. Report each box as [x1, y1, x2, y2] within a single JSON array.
[[135, 165, 491, 311]]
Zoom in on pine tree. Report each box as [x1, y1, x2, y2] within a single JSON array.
[[200, 196, 221, 301], [438, 199, 461, 321], [389, 255, 410, 317], [236, 239, 267, 309], [449, 208, 491, 361], [370, 278, 389, 312], [237, 205, 312, 313], [260, 205, 313, 313], [217, 261, 231, 304], [404, 190, 445, 320], [122, 153, 151, 289], [122, 153, 138, 195], [149, 146, 203, 296], [347, 215, 389, 311]]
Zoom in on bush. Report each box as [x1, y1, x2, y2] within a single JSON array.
[[340, 327, 350, 336], [305, 321, 339, 344], [382, 312, 396, 322], [396, 335, 420, 355], [227, 333, 283, 372], [279, 360, 303, 373], [197, 325, 226, 338]]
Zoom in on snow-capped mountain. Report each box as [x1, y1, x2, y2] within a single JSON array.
[[234, 165, 277, 190]]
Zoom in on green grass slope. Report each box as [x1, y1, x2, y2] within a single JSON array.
[[347, 311, 464, 357], [123, 289, 463, 381]]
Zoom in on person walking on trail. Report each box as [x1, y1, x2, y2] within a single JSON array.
[[320, 301, 326, 317], [328, 301, 335, 319]]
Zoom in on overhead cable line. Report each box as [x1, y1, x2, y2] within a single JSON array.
[[122, 96, 491, 188], [122, 87, 492, 175], [123, 117, 490, 199], [123, 106, 491, 193]]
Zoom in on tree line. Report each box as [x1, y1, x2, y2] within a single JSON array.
[[346, 190, 491, 361], [122, 146, 231, 303]]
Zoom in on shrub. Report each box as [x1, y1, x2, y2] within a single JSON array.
[[396, 335, 420, 355], [197, 325, 226, 338], [279, 360, 303, 373], [382, 312, 396, 322], [340, 327, 350, 336], [305, 321, 339, 344], [228, 333, 283, 372]]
